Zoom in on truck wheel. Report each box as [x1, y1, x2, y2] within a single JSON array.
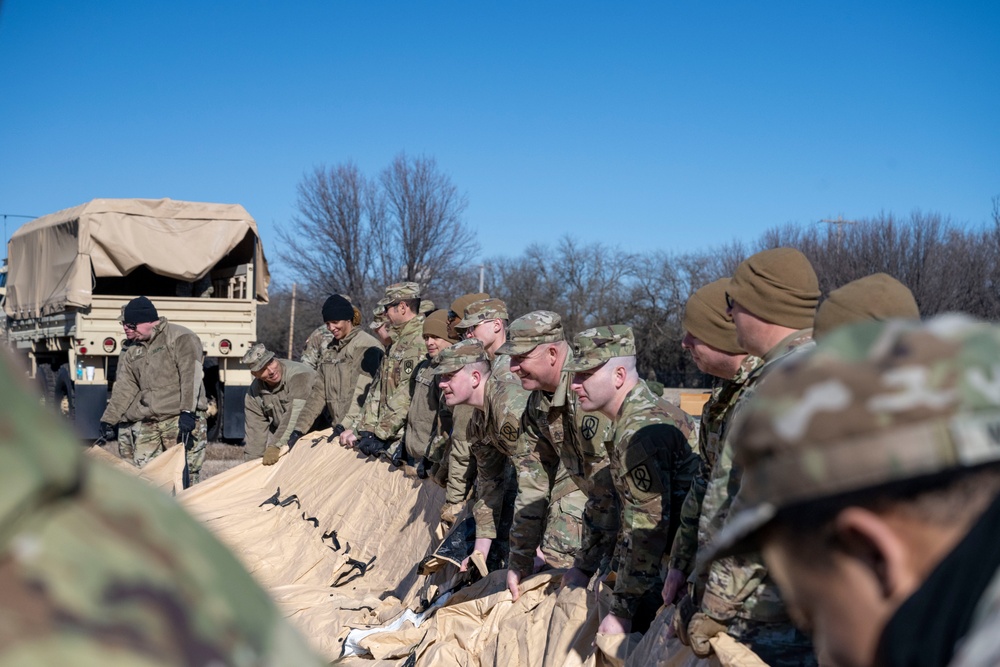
[[36, 364, 57, 411], [207, 382, 223, 441], [55, 364, 75, 418]]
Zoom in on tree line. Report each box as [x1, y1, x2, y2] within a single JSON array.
[[261, 158, 1000, 388]]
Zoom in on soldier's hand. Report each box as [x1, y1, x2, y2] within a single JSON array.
[[339, 429, 358, 448], [560, 567, 590, 590], [177, 411, 196, 450], [287, 430, 303, 449], [505, 569, 521, 601], [99, 421, 116, 443], [662, 567, 687, 606], [597, 613, 632, 636], [262, 445, 281, 466], [672, 593, 697, 645], [688, 612, 727, 657], [416, 456, 431, 479], [327, 424, 346, 443], [440, 501, 463, 526]]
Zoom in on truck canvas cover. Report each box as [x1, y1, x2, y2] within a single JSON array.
[[4, 198, 270, 319]]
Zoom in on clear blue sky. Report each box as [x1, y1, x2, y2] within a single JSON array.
[[2, 1, 997, 282]]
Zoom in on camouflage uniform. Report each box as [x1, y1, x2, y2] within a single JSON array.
[[243, 358, 318, 460], [0, 353, 328, 665], [705, 316, 1000, 667], [101, 316, 208, 483], [440, 405, 477, 503], [565, 326, 701, 622], [299, 323, 335, 370], [499, 311, 615, 577], [295, 326, 384, 432], [695, 328, 815, 663]]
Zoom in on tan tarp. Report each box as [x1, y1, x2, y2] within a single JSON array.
[[178, 429, 447, 659], [85, 442, 186, 494], [5, 198, 270, 318]]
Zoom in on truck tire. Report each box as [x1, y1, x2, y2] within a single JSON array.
[[36, 364, 57, 411], [55, 363, 75, 418]]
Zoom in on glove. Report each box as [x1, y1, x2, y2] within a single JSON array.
[[673, 593, 697, 646], [99, 421, 116, 443], [440, 502, 464, 526], [287, 430, 303, 449], [390, 441, 406, 467], [416, 456, 431, 479], [326, 423, 346, 443], [688, 613, 727, 658], [358, 434, 387, 457], [262, 446, 281, 466], [177, 411, 196, 450]]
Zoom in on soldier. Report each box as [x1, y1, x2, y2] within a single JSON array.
[[563, 325, 701, 635], [705, 316, 1000, 667], [406, 309, 458, 475], [341, 282, 427, 459], [663, 279, 759, 603], [436, 338, 529, 572], [676, 248, 820, 665], [0, 351, 327, 665], [299, 323, 334, 370], [293, 294, 384, 444], [500, 311, 615, 601], [99, 296, 208, 485], [813, 272, 920, 340], [438, 292, 489, 525], [242, 343, 317, 465]]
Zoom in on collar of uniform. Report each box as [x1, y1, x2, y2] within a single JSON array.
[[762, 327, 813, 364], [141, 316, 168, 346]]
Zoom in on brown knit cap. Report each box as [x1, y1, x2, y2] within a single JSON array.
[[423, 310, 457, 342], [449, 292, 489, 317], [683, 279, 742, 354], [813, 273, 920, 340], [728, 247, 820, 329]]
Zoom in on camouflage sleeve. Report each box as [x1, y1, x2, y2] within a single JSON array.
[[573, 464, 620, 574], [445, 406, 475, 504], [701, 552, 772, 622], [351, 363, 383, 432], [340, 345, 383, 429], [243, 390, 269, 459], [294, 370, 327, 434], [610, 426, 682, 620], [101, 349, 139, 424], [668, 475, 708, 574], [471, 438, 509, 540], [404, 364, 437, 458], [174, 331, 204, 414], [272, 369, 316, 448], [298, 327, 325, 370], [507, 400, 558, 577], [372, 353, 420, 441]]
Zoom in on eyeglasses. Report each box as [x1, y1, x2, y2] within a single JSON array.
[[725, 292, 734, 310], [123, 322, 138, 331]]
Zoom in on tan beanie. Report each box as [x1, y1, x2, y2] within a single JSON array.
[[728, 248, 820, 329], [683, 279, 743, 354], [450, 292, 489, 317], [813, 273, 920, 340], [423, 310, 457, 343]]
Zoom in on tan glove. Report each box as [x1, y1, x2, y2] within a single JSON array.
[[262, 446, 281, 466], [688, 612, 727, 658], [440, 502, 464, 526]]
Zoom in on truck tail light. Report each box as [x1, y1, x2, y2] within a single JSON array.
[[103, 337, 117, 353], [79, 347, 88, 355], [219, 339, 232, 354]]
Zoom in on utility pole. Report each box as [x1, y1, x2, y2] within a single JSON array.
[[287, 283, 297, 358], [478, 264, 485, 293], [819, 216, 858, 244]]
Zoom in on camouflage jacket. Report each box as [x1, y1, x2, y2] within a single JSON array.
[[607, 381, 700, 619], [444, 404, 476, 505], [101, 317, 207, 424], [296, 326, 384, 431], [299, 323, 335, 370], [469, 354, 530, 540], [0, 355, 327, 665], [405, 357, 454, 459], [669, 355, 760, 574], [508, 352, 616, 577], [357, 315, 427, 442], [244, 360, 317, 459], [699, 328, 814, 625]]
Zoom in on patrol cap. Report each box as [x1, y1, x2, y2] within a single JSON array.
[[449, 292, 489, 319], [242, 343, 276, 373], [497, 310, 565, 356], [377, 281, 421, 308], [727, 248, 820, 330], [423, 310, 456, 342], [683, 279, 742, 354], [456, 298, 508, 330], [434, 338, 489, 375], [419, 298, 436, 316], [705, 315, 1000, 563], [369, 305, 388, 330], [562, 325, 636, 372], [813, 273, 920, 340]]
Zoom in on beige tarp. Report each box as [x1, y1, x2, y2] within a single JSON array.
[[5, 198, 270, 318], [178, 429, 447, 659], [86, 442, 186, 494]]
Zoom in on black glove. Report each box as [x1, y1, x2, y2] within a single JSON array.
[[390, 441, 407, 467], [98, 421, 116, 443], [416, 456, 431, 479], [358, 434, 387, 457], [177, 411, 197, 450], [326, 423, 346, 443], [287, 430, 303, 449]]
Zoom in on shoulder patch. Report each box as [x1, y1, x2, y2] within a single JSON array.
[[630, 463, 653, 493], [404, 359, 414, 375], [581, 414, 600, 440], [500, 421, 519, 443]]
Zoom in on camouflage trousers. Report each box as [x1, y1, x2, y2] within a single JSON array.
[[540, 483, 586, 569], [118, 411, 208, 484]]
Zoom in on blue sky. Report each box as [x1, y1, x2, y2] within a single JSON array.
[[1, 1, 997, 282]]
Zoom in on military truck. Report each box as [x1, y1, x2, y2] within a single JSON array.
[[3, 198, 269, 440]]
